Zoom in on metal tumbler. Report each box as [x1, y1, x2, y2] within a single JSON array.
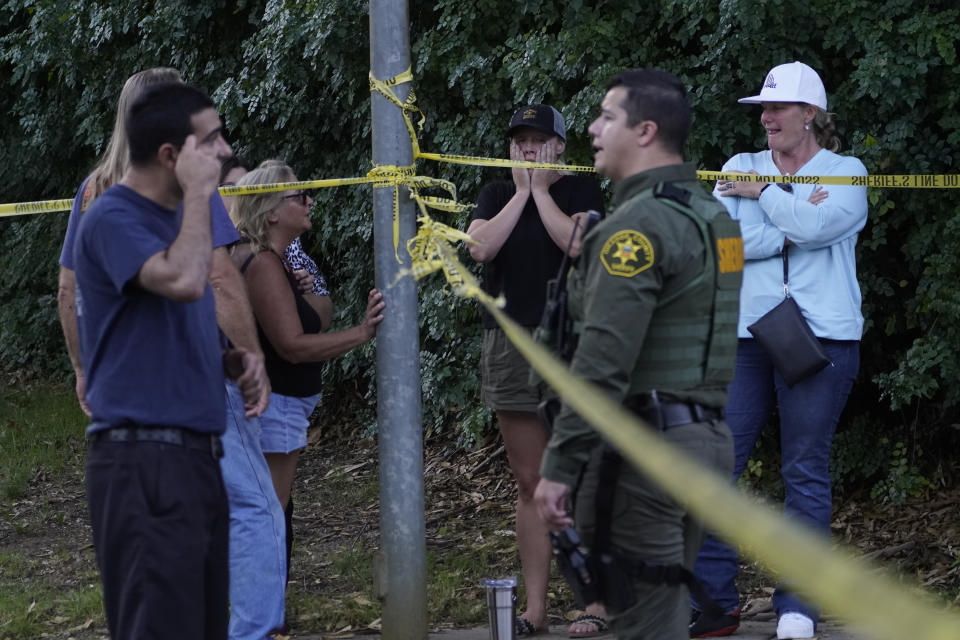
[[483, 577, 517, 640]]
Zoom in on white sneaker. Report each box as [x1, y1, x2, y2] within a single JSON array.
[[777, 612, 815, 639]]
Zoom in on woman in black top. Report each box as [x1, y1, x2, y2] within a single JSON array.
[[229, 160, 384, 515]]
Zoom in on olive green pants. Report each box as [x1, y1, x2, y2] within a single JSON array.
[[573, 419, 734, 640]]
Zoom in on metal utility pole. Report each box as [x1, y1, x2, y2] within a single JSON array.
[[369, 2, 427, 640]]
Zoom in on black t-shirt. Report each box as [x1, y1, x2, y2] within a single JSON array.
[[471, 174, 604, 328]]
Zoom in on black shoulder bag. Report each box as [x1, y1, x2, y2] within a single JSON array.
[[746, 247, 831, 387]]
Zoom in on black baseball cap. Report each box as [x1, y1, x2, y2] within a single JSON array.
[[506, 104, 566, 140]]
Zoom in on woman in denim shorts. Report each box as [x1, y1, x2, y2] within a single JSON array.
[[228, 159, 385, 573]]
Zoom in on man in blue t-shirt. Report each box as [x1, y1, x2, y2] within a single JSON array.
[[75, 82, 262, 640], [57, 68, 268, 420]]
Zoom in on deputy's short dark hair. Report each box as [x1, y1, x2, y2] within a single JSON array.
[[606, 69, 691, 155], [126, 83, 216, 166]]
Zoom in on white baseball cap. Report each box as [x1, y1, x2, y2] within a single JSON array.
[[738, 61, 827, 110]]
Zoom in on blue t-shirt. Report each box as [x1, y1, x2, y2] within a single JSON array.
[[60, 176, 239, 268], [75, 185, 226, 435], [60, 176, 239, 320]]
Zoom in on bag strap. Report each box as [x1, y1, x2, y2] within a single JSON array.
[[781, 246, 790, 298], [553, 217, 582, 289]]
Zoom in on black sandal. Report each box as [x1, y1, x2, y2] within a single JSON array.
[[568, 613, 609, 638], [515, 616, 548, 637]]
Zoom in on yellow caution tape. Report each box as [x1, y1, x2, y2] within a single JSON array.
[[369, 68, 425, 157], [0, 180, 379, 218], [0, 199, 73, 217], [397, 213, 503, 310], [10, 169, 957, 217], [218, 177, 377, 196], [4, 169, 959, 220], [367, 164, 416, 262], [368, 68, 473, 261], [399, 219, 960, 640], [698, 171, 960, 188], [420, 154, 960, 188], [418, 151, 596, 173]]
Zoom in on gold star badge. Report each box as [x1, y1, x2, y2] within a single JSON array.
[[600, 229, 654, 277]]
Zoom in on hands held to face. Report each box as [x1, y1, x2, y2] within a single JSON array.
[[511, 139, 563, 194]]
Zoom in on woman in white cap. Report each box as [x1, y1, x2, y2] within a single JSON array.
[[690, 62, 868, 640]]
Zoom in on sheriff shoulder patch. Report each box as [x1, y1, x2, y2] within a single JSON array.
[[600, 229, 654, 277]]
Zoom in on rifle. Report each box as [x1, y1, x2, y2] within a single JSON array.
[[535, 210, 601, 361], [534, 210, 601, 428]]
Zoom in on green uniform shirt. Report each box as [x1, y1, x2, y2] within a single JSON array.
[[540, 162, 732, 487]]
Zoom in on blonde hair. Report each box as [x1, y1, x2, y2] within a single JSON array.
[[231, 160, 296, 252], [85, 68, 183, 207], [811, 109, 841, 153]]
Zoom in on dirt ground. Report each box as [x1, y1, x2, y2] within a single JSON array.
[[2, 432, 959, 639]]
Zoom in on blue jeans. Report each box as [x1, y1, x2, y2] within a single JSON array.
[[221, 382, 287, 640], [693, 339, 859, 626]]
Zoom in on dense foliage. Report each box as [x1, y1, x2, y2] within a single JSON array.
[[3, 0, 959, 496]]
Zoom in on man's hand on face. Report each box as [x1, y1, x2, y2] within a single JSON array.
[[175, 134, 222, 199]]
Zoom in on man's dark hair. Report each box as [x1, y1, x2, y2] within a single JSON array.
[[606, 69, 691, 154], [126, 82, 216, 166], [219, 154, 251, 185]]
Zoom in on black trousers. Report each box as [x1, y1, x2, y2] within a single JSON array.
[[86, 439, 229, 640]]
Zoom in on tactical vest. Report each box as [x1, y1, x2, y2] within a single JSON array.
[[626, 182, 743, 392]]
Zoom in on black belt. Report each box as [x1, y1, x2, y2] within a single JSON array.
[[625, 393, 723, 431], [88, 424, 223, 459], [620, 554, 725, 616]]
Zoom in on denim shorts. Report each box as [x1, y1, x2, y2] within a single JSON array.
[[259, 392, 321, 454]]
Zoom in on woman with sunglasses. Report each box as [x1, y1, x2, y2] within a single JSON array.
[[221, 156, 334, 328], [229, 160, 385, 556]]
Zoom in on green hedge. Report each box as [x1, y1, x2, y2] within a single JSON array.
[[3, 0, 959, 496]]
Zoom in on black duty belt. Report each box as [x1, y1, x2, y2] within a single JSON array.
[[88, 424, 223, 459], [624, 393, 723, 431]]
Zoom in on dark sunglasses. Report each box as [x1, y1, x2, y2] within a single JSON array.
[[777, 182, 794, 193], [282, 191, 310, 206]]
